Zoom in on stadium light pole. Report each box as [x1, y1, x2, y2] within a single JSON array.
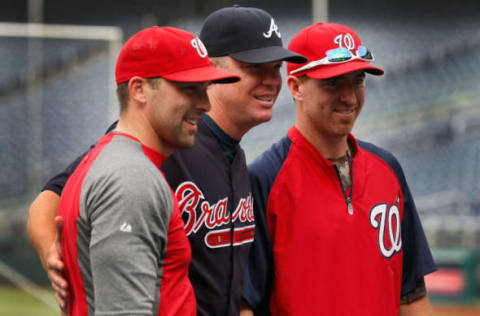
[[20, 0, 123, 195], [312, 0, 329, 22], [27, 0, 45, 193], [0, 18, 122, 309]]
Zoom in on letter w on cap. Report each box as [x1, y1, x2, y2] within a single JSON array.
[[191, 38, 208, 58]]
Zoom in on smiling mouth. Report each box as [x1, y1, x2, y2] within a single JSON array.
[[185, 118, 199, 126], [255, 95, 275, 102], [335, 108, 355, 114]]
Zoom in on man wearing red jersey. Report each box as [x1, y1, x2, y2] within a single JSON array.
[[51, 26, 238, 316], [243, 22, 436, 316]]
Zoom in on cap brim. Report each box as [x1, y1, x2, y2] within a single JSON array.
[[163, 65, 240, 83], [230, 46, 307, 64], [295, 60, 384, 79]]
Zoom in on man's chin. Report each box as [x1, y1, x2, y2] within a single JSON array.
[[173, 136, 196, 150], [252, 113, 273, 127], [329, 128, 353, 139]]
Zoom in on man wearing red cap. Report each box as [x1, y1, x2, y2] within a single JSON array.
[[36, 26, 238, 316], [27, 6, 306, 316], [243, 22, 436, 316]]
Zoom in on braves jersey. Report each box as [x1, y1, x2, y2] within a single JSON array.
[[162, 117, 254, 316], [44, 116, 254, 316], [58, 132, 195, 316], [243, 126, 435, 316]]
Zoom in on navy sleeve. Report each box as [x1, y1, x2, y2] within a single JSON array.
[[243, 137, 291, 316], [397, 167, 437, 296], [42, 121, 119, 196], [42, 150, 90, 195], [243, 169, 273, 315], [358, 140, 436, 296]]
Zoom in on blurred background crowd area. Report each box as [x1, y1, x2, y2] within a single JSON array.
[[0, 0, 479, 312]]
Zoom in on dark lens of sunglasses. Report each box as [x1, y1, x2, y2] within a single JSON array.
[[327, 48, 352, 62], [357, 46, 373, 60]]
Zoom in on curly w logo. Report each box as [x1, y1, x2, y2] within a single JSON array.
[[369, 203, 402, 258]]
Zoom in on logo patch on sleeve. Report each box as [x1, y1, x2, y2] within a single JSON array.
[[120, 222, 132, 233]]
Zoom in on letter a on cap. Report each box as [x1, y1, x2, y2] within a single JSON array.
[[263, 18, 281, 38]]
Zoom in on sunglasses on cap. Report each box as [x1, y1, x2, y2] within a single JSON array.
[[290, 46, 374, 75]]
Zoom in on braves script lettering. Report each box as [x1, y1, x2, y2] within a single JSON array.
[[176, 181, 254, 236], [369, 202, 402, 258]]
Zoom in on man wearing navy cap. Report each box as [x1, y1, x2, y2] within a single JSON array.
[[27, 6, 306, 316]]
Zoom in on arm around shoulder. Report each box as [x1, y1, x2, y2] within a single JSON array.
[[27, 190, 61, 269], [28, 190, 69, 310]]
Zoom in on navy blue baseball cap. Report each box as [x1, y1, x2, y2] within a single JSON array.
[[200, 6, 307, 64]]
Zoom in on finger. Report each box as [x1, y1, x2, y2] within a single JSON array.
[[46, 257, 64, 271], [46, 240, 64, 271], [50, 277, 68, 299], [51, 281, 67, 298], [56, 291, 67, 308], [49, 270, 68, 287], [50, 278, 67, 296], [60, 301, 69, 315], [50, 277, 67, 296], [48, 269, 67, 289]]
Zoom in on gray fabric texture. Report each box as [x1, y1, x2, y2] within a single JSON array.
[[77, 135, 172, 316]]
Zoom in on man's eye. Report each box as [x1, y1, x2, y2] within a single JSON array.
[[326, 79, 338, 87], [355, 77, 366, 85], [180, 86, 199, 93], [246, 64, 262, 71]]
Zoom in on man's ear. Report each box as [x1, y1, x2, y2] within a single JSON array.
[[128, 76, 148, 105], [287, 75, 303, 103]]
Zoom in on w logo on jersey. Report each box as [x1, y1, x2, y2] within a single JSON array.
[[369, 201, 402, 258]]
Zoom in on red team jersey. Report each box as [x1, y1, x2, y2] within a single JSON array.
[[244, 126, 435, 315], [44, 117, 253, 316], [58, 133, 195, 316]]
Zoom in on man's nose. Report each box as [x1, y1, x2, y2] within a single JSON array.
[[339, 83, 357, 106]]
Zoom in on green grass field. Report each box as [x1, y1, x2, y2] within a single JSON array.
[[0, 286, 58, 316], [1, 285, 479, 316]]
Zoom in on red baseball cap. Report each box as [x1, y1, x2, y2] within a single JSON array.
[[115, 26, 240, 85], [287, 22, 384, 79]]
